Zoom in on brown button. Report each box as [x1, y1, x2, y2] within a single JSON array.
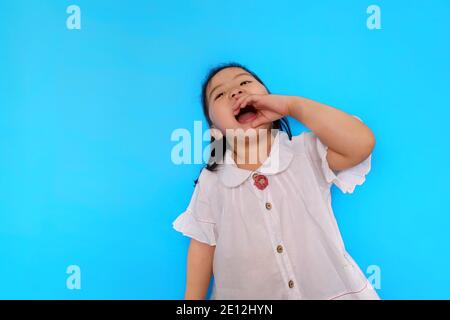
[[276, 245, 283, 253], [288, 280, 295, 288], [265, 202, 272, 210], [252, 172, 259, 179]]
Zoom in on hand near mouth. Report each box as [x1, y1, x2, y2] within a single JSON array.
[[232, 94, 295, 128]]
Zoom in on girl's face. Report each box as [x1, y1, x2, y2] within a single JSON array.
[[206, 67, 272, 135]]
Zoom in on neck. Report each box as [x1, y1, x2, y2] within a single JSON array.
[[230, 129, 275, 171]]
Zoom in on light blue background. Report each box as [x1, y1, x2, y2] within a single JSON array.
[[1, 0, 449, 299]]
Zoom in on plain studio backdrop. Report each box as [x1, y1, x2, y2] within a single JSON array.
[[0, 0, 449, 299]]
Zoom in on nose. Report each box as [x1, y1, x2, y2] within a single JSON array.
[[230, 88, 244, 100]]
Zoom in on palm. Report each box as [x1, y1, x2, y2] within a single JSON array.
[[233, 94, 290, 128], [252, 95, 286, 123], [257, 108, 283, 123]]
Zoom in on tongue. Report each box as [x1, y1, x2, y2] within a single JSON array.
[[237, 111, 257, 124]]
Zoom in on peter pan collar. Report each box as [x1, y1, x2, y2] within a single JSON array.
[[218, 130, 294, 188]]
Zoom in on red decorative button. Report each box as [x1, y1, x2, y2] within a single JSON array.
[[253, 173, 268, 190]]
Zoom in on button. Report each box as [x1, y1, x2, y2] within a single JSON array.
[[252, 172, 259, 179], [288, 280, 294, 288], [276, 245, 283, 253], [265, 202, 272, 210]]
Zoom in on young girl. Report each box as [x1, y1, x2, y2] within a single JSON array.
[[172, 62, 380, 300]]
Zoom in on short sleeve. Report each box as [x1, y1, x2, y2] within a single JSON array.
[[303, 115, 372, 194], [172, 170, 217, 246]]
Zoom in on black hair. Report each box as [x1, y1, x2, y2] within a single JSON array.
[[194, 62, 292, 185]]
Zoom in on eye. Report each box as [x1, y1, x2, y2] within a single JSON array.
[[214, 92, 224, 100], [240, 80, 251, 85]]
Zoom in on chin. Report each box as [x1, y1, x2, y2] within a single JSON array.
[[228, 125, 271, 139]]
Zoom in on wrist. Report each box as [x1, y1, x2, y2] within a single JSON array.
[[287, 96, 305, 118]]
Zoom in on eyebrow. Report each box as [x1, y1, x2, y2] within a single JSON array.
[[208, 72, 251, 101]]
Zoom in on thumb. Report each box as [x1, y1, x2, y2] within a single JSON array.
[[251, 114, 269, 128]]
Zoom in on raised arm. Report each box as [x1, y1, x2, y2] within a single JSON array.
[[288, 96, 376, 171], [232, 93, 375, 171]]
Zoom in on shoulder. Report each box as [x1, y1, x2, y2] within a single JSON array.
[[195, 166, 221, 197], [197, 166, 220, 185], [281, 131, 315, 156]]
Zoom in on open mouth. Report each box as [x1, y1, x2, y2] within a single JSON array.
[[235, 105, 257, 124]]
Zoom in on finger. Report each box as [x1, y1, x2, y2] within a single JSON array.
[[236, 94, 252, 108], [237, 95, 260, 111], [232, 95, 248, 114], [232, 93, 251, 107], [233, 98, 244, 115]]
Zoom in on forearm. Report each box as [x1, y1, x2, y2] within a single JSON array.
[[288, 96, 375, 160], [184, 239, 215, 300]]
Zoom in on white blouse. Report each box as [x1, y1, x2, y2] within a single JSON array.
[[172, 119, 380, 300]]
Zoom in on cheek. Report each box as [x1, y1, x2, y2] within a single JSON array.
[[251, 83, 268, 95], [209, 104, 232, 128]]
